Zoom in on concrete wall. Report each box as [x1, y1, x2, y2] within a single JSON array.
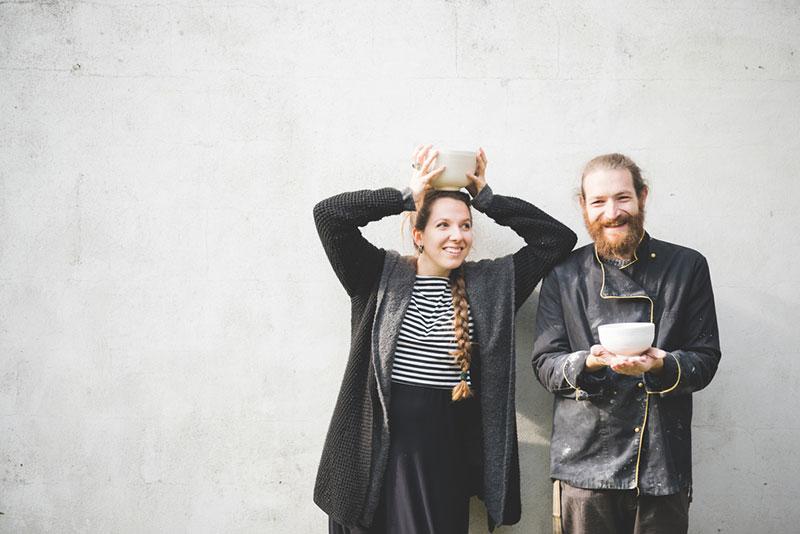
[[1, 1, 798, 532]]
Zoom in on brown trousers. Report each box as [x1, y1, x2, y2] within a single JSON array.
[[553, 481, 690, 534]]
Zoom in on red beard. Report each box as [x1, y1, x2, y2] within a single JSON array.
[[583, 205, 645, 260]]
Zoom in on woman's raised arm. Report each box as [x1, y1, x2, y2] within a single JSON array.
[[313, 145, 445, 297], [471, 186, 577, 310]]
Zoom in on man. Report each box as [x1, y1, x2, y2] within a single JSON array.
[[532, 153, 721, 534]]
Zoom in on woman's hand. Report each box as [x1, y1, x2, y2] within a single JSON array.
[[410, 144, 446, 207], [466, 147, 488, 198]]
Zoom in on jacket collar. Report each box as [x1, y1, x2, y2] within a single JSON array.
[[593, 232, 653, 299]]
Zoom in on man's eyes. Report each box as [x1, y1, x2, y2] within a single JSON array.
[[592, 197, 630, 205]]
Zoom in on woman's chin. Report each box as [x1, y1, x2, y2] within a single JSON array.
[[437, 257, 465, 271]]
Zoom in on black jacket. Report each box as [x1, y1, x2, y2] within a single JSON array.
[[313, 186, 576, 528], [531, 234, 721, 495]]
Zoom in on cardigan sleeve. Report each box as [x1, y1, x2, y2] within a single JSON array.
[[313, 188, 414, 297], [471, 186, 577, 310]]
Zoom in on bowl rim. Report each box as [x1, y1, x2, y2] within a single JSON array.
[[598, 322, 654, 331], [437, 149, 477, 157]]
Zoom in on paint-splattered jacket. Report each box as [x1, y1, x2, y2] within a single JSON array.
[[531, 233, 721, 495]]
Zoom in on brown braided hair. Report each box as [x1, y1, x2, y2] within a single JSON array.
[[448, 268, 473, 401], [413, 190, 474, 401]]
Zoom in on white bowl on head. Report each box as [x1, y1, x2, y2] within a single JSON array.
[[597, 322, 655, 356], [430, 149, 476, 191]]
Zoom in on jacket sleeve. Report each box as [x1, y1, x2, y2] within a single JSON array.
[[531, 270, 607, 400], [644, 256, 721, 396], [471, 186, 577, 310], [313, 187, 414, 297]]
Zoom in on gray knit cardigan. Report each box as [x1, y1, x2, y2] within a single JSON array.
[[313, 186, 576, 530]]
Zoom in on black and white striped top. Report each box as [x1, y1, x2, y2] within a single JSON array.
[[391, 275, 474, 389]]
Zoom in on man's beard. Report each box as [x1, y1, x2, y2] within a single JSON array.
[[583, 204, 645, 260]]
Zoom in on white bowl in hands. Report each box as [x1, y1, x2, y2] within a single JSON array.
[[430, 149, 477, 191], [597, 322, 655, 356]]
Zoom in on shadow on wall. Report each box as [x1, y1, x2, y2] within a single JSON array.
[[469, 292, 556, 533]]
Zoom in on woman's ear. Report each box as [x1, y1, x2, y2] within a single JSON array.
[[411, 227, 423, 249]]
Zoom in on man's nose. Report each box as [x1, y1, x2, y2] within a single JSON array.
[[604, 201, 620, 220]]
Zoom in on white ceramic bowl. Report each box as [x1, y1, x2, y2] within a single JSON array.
[[430, 149, 476, 191], [597, 322, 655, 356]]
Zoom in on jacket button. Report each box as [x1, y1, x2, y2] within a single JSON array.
[[650, 252, 656, 259], [634, 427, 640, 433], [637, 382, 644, 388]]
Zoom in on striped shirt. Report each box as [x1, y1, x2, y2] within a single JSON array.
[[391, 275, 474, 389]]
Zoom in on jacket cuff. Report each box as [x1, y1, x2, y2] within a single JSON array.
[[644, 353, 681, 395], [401, 187, 416, 211], [577, 366, 609, 393], [470, 184, 494, 212], [562, 351, 604, 400]]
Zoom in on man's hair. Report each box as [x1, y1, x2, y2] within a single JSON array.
[[580, 153, 647, 199]]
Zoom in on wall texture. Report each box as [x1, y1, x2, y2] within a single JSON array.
[[1, 1, 799, 532]]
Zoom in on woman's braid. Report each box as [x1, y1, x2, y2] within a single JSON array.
[[450, 269, 473, 401]]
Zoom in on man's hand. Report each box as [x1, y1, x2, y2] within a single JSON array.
[[608, 347, 668, 376], [586, 345, 668, 375], [585, 344, 614, 372]]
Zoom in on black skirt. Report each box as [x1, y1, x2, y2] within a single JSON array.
[[329, 381, 483, 534]]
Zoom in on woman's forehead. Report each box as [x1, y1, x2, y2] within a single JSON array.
[[428, 197, 471, 218]]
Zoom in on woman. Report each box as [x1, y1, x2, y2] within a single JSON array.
[[313, 145, 577, 533]]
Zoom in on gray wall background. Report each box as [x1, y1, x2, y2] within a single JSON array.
[[2, 1, 799, 532]]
